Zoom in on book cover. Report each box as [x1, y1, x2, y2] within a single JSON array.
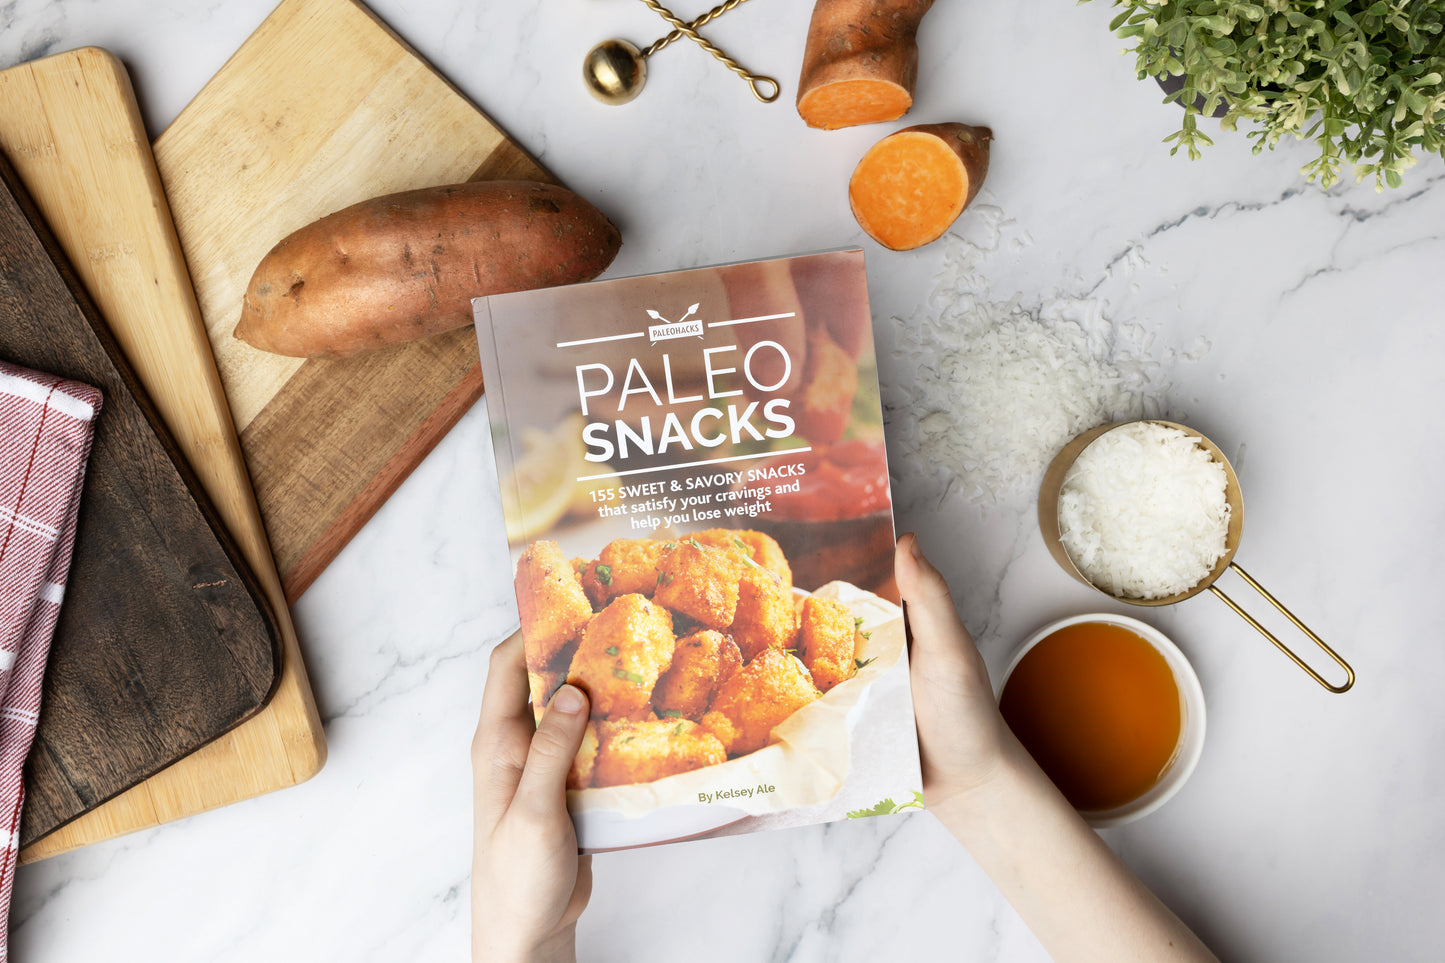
[[474, 249, 922, 852]]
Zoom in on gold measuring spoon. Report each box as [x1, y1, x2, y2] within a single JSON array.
[[1039, 420, 1355, 693], [583, 0, 780, 105]]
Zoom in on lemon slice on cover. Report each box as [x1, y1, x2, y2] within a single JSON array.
[[567, 472, 617, 520], [502, 414, 589, 542]]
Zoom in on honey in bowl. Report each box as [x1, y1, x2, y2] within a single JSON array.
[[1000, 620, 1183, 812]]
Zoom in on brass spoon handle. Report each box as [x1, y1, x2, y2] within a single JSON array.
[[641, 0, 749, 58], [634, 0, 780, 102]]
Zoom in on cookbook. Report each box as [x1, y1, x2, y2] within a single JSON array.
[[473, 249, 922, 852]]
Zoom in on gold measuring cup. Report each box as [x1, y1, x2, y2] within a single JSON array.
[[1038, 420, 1354, 693]]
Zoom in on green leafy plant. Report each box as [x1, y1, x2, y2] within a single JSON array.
[[1091, 0, 1445, 188]]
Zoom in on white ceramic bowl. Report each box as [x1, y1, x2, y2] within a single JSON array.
[[997, 613, 1206, 829]]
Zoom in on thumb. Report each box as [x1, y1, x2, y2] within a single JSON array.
[[514, 684, 590, 814], [894, 533, 974, 654]]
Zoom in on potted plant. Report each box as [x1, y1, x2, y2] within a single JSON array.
[[1091, 0, 1445, 189]]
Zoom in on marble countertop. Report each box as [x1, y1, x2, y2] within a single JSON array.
[[3, 1, 1442, 960]]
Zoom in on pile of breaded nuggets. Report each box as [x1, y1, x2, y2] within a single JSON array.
[[515, 529, 864, 790]]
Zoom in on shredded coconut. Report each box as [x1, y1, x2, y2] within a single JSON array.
[[1058, 422, 1230, 600], [885, 208, 1183, 505]]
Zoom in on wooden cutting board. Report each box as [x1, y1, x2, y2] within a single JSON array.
[[154, 0, 555, 603], [0, 48, 326, 862], [0, 150, 282, 846]]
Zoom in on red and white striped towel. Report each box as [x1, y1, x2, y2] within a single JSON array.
[[0, 360, 101, 959]]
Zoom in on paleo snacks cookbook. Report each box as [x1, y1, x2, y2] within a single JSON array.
[[474, 249, 921, 852]]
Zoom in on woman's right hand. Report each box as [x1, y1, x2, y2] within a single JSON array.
[[894, 532, 1017, 815], [895, 532, 1220, 962]]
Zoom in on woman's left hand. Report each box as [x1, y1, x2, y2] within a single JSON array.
[[471, 631, 593, 963]]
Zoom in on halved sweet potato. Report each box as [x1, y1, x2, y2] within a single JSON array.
[[848, 123, 993, 251]]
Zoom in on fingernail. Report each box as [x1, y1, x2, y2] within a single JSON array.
[[552, 684, 585, 715], [909, 534, 923, 560]]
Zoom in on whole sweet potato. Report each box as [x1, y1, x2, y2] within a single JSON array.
[[235, 180, 621, 359]]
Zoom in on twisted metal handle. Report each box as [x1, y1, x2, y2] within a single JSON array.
[[635, 0, 780, 102], [642, 0, 749, 57]]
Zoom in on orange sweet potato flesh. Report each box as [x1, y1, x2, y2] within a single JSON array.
[[796, 0, 935, 130], [848, 123, 993, 251], [235, 181, 621, 359]]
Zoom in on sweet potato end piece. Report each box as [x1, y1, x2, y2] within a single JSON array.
[[798, 79, 913, 130]]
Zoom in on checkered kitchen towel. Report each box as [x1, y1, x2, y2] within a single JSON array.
[[0, 360, 101, 958]]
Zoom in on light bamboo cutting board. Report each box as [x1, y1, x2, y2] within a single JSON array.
[[153, 0, 556, 603], [0, 47, 326, 862]]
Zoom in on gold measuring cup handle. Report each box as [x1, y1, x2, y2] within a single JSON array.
[[1208, 563, 1355, 693]]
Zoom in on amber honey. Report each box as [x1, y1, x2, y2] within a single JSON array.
[[1000, 621, 1182, 812]]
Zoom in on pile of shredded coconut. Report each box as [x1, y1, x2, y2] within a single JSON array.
[[1058, 422, 1231, 600], [885, 208, 1192, 505]]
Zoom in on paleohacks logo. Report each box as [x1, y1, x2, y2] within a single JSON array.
[[646, 302, 703, 344]]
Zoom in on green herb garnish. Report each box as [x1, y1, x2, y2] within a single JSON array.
[[594, 563, 612, 586], [656, 571, 674, 587], [605, 645, 619, 656], [611, 668, 646, 685], [847, 791, 925, 819], [671, 723, 685, 737], [730, 536, 765, 569], [661, 709, 685, 719], [855, 656, 877, 670]]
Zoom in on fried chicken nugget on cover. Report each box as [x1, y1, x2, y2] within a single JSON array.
[[798, 596, 859, 692], [699, 709, 739, 755], [528, 669, 565, 724], [703, 648, 820, 756], [691, 529, 792, 589], [567, 593, 675, 720], [579, 538, 670, 607], [729, 565, 798, 661], [653, 539, 744, 629], [568, 722, 600, 790], [653, 630, 743, 720], [592, 718, 727, 788], [515, 540, 593, 668]]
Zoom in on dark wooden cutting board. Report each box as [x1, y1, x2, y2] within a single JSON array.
[[2, 45, 323, 863], [0, 152, 281, 845]]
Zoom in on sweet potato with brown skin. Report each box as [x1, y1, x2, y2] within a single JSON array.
[[235, 180, 621, 358], [849, 122, 993, 251], [796, 0, 935, 130]]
